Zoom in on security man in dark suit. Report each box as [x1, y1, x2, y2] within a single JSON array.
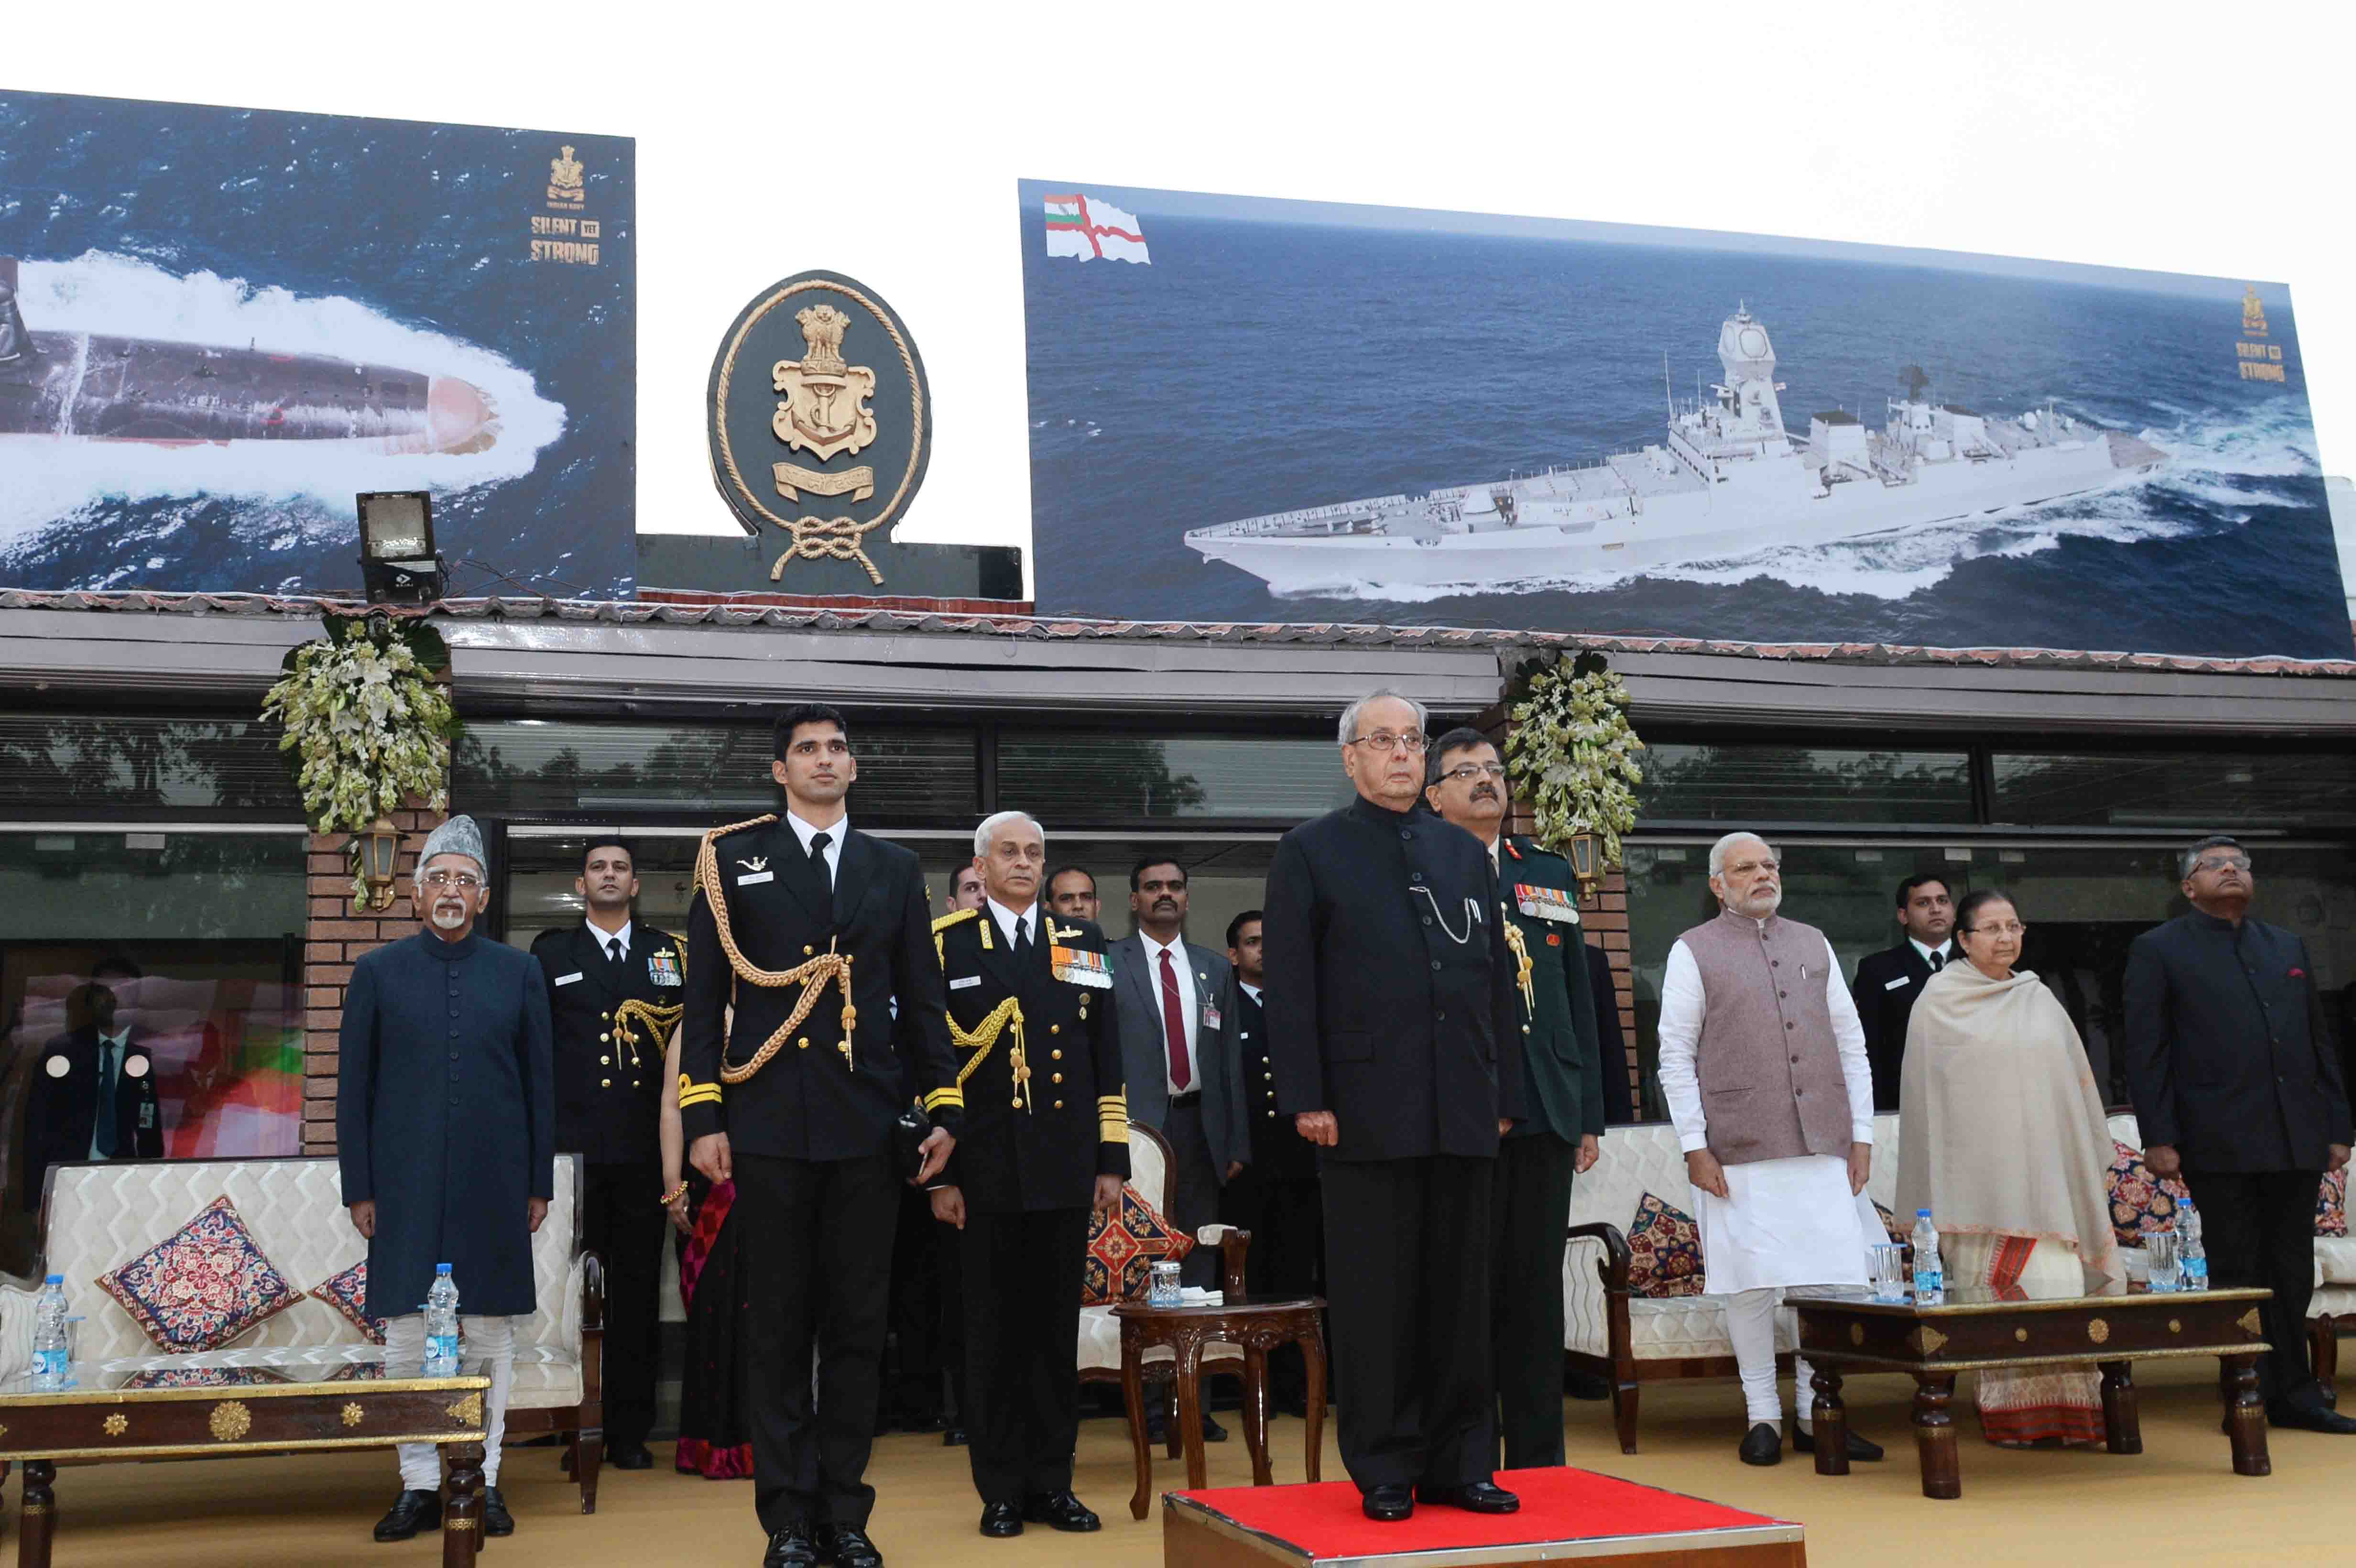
[[25, 954, 164, 1209], [1264, 690, 1525, 1523], [2126, 834, 2356, 1434], [1216, 908, 1324, 1414], [926, 810, 1125, 1541], [529, 838, 686, 1470], [1424, 729, 1606, 1469], [1587, 943, 1635, 1125], [1850, 874, 1957, 1110], [681, 703, 963, 1568]]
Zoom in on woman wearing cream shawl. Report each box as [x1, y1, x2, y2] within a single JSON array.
[[1896, 888, 2125, 1448]]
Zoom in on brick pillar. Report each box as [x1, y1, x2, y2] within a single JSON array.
[[301, 802, 448, 1157]]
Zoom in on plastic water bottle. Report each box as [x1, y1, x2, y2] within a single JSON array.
[[2180, 1199, 2209, 1292], [1911, 1210, 1944, 1305], [424, 1264, 460, 1374], [30, 1275, 69, 1391]]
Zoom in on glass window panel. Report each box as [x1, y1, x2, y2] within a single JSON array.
[[1636, 744, 1974, 824], [1992, 752, 2356, 829], [999, 733, 1351, 821], [0, 716, 299, 815], [455, 721, 978, 821]]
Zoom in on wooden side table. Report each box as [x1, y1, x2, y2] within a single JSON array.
[[1113, 1294, 1326, 1521]]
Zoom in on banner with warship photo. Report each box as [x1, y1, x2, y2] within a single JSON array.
[[1017, 180, 2350, 660], [0, 90, 633, 597]]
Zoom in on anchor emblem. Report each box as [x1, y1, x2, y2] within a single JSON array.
[[771, 304, 877, 463]]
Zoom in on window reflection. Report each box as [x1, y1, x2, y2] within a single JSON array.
[[1638, 745, 1974, 824], [998, 733, 1350, 820], [1993, 752, 2356, 828]]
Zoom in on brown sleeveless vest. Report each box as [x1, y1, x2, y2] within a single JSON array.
[[1678, 908, 1855, 1165]]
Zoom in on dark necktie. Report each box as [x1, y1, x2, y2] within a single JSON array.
[[809, 831, 833, 890], [94, 1039, 121, 1158], [1159, 947, 1192, 1091], [606, 936, 624, 968], [1928, 949, 1945, 973], [1014, 913, 1034, 966]]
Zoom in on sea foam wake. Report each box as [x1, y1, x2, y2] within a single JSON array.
[[0, 252, 567, 550]]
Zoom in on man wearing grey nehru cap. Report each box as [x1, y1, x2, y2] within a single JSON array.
[[338, 815, 555, 1544]]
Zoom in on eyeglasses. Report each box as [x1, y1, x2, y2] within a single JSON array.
[[421, 870, 483, 890], [1438, 762, 1507, 783], [2192, 855, 2251, 873], [1346, 731, 1427, 754], [1963, 922, 2029, 937]]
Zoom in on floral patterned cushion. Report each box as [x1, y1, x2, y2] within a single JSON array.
[[325, 1360, 387, 1383], [97, 1196, 300, 1354], [121, 1365, 290, 1391], [309, 1260, 386, 1345], [2105, 1140, 2190, 1249], [2319, 1169, 2348, 1239], [1627, 1191, 1705, 1299], [1082, 1184, 1196, 1306], [1872, 1201, 1909, 1244]]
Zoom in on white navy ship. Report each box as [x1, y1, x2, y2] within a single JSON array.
[[1183, 305, 2169, 593]]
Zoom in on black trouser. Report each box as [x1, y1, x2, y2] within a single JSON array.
[[1158, 1099, 1221, 1289], [580, 1158, 666, 1451], [1220, 1165, 1324, 1407], [1322, 1155, 1494, 1492], [958, 1206, 1090, 1506], [883, 1183, 949, 1428], [1491, 1132, 1576, 1469], [2181, 1166, 2325, 1408], [736, 1151, 897, 1532]]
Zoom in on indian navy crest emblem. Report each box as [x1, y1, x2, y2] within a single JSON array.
[[2242, 286, 2268, 339], [773, 305, 877, 464], [546, 145, 586, 210]]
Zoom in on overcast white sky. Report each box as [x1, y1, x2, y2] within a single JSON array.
[[14, 1, 2354, 577]]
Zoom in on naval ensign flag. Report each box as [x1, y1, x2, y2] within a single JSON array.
[[1044, 193, 1150, 264]]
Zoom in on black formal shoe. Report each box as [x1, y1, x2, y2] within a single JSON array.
[[1564, 1370, 1613, 1401], [1417, 1481, 1520, 1514], [611, 1442, 654, 1470], [481, 1486, 514, 1537], [762, 1523, 820, 1568], [2269, 1402, 2356, 1433], [978, 1502, 1024, 1538], [820, 1524, 884, 1568], [1362, 1483, 1414, 1521], [1739, 1422, 1782, 1466], [1792, 1425, 1885, 1461], [1021, 1490, 1101, 1532], [942, 1426, 968, 1448], [1202, 1413, 1229, 1443], [372, 1489, 441, 1542]]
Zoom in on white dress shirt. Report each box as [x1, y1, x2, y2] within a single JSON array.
[[783, 809, 848, 888], [987, 897, 1036, 952], [1240, 982, 1263, 1005], [588, 919, 633, 964], [1140, 931, 1200, 1095], [1909, 936, 1954, 969], [1655, 924, 1876, 1155]]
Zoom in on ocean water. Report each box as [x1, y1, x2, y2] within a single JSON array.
[[0, 93, 634, 597], [1021, 213, 2350, 660]]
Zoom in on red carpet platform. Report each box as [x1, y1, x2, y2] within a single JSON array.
[[1164, 1467, 1804, 1567]]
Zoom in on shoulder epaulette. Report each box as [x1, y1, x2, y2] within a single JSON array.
[[1505, 838, 1525, 860], [932, 908, 981, 934]]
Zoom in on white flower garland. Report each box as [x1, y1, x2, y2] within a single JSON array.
[[1505, 660, 1645, 869], [262, 621, 456, 896]]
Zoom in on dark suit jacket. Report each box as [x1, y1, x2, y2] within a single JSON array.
[[1852, 940, 1952, 1111], [1586, 942, 1635, 1124], [681, 818, 960, 1160], [1263, 796, 1523, 1163], [2124, 910, 2352, 1172], [1108, 932, 1242, 1173], [531, 922, 688, 1166], [24, 1025, 164, 1210], [1498, 836, 1606, 1144], [932, 908, 1127, 1211], [1230, 983, 1317, 1179]]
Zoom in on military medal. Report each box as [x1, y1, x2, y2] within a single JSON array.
[[1049, 946, 1112, 988], [1515, 883, 1580, 924], [646, 949, 683, 987]]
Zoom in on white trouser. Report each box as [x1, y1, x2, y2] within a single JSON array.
[[383, 1313, 514, 1490], [1724, 1286, 1832, 1430]]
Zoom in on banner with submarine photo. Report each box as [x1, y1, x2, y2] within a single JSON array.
[[1018, 180, 2350, 660], [0, 90, 633, 597]]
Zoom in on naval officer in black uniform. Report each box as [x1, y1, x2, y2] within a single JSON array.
[[927, 810, 1126, 1540], [681, 703, 963, 1568], [529, 838, 685, 1470], [1264, 690, 1526, 1523]]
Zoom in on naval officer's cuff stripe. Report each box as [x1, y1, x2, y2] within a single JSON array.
[[923, 1086, 965, 1112], [1099, 1118, 1130, 1143], [678, 1078, 724, 1109]]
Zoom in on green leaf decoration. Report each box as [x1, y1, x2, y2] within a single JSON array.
[[1503, 657, 1645, 868]]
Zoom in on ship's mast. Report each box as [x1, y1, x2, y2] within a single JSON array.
[[1663, 350, 1673, 424]]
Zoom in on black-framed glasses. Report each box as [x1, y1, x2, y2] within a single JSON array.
[[1438, 762, 1507, 783], [1346, 731, 1426, 754]]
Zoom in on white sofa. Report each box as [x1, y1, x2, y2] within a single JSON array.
[[0, 1153, 606, 1508], [1565, 1111, 2345, 1450]]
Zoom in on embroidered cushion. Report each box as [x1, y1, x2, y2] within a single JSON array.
[[2104, 1140, 2190, 1249], [1626, 1192, 1705, 1299], [1872, 1201, 1909, 1244], [310, 1260, 387, 1345], [1082, 1184, 1196, 1306], [122, 1365, 290, 1391], [97, 1196, 300, 1353], [2319, 1169, 2348, 1239], [325, 1360, 387, 1383]]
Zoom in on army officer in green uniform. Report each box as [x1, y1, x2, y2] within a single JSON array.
[[1426, 728, 1605, 1469]]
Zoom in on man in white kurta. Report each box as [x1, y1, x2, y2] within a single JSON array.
[[1655, 832, 1885, 1466]]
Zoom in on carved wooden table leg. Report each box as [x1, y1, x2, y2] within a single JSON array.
[[17, 1459, 54, 1568], [1910, 1372, 1961, 1500], [2221, 1354, 2271, 1477], [1173, 1335, 1210, 1492], [1810, 1364, 1849, 1476], [2098, 1361, 2142, 1455], [1298, 1325, 1327, 1484], [1241, 1343, 1273, 1487], [442, 1441, 484, 1567], [1121, 1323, 1153, 1522]]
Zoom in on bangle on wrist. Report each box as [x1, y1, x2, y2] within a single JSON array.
[[660, 1181, 689, 1207]]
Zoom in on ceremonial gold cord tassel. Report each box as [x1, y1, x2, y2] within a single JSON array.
[[1501, 908, 1536, 1016], [695, 817, 861, 1084]]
